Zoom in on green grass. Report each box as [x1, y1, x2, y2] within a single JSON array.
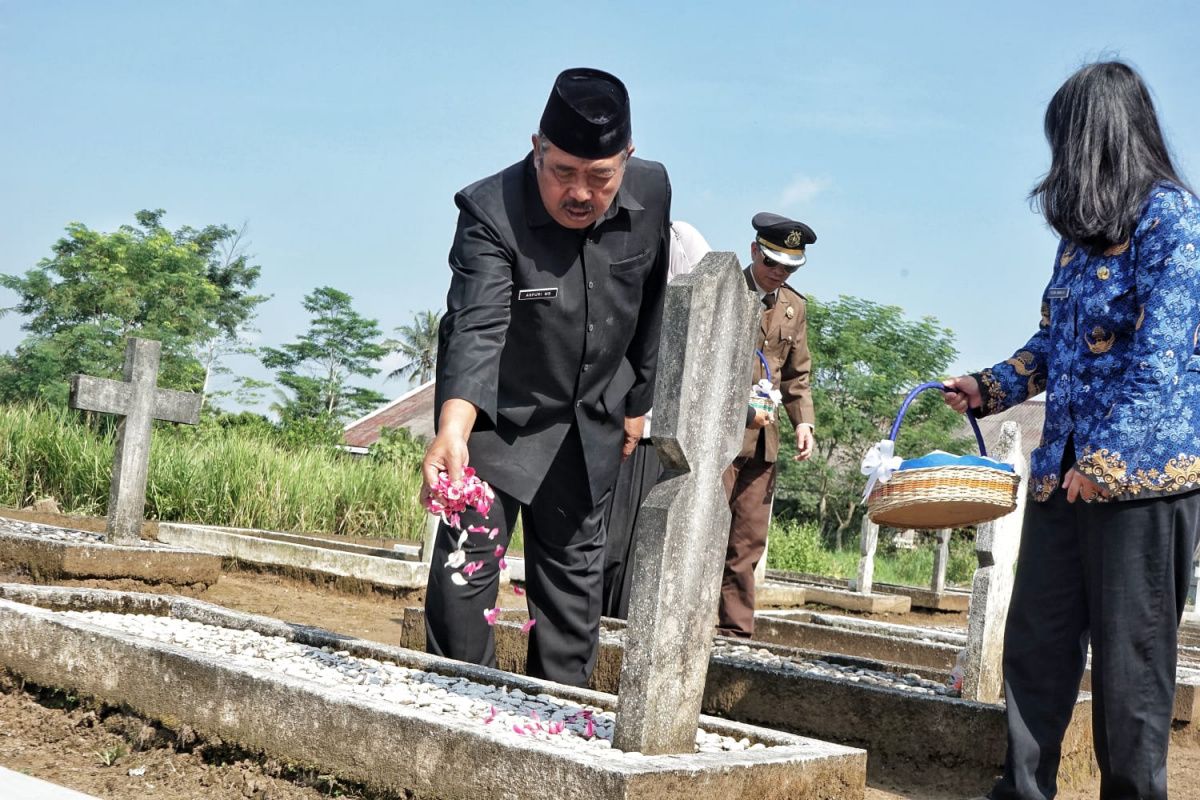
[[0, 403, 427, 539], [766, 517, 977, 588]]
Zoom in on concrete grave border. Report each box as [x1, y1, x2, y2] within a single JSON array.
[[0, 528, 220, 586], [0, 585, 866, 800], [156, 522, 438, 592]]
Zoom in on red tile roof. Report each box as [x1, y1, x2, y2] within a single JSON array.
[[343, 380, 436, 448]]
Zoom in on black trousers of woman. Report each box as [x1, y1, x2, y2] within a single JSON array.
[[989, 486, 1200, 800]]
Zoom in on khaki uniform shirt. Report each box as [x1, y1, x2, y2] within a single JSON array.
[[738, 269, 814, 463]]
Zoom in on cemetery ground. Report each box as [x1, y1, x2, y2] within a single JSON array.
[[2, 509, 1200, 799]]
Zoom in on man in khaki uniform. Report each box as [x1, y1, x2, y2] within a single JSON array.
[[719, 212, 816, 638]]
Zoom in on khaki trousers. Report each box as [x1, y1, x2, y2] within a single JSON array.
[[718, 456, 776, 637]]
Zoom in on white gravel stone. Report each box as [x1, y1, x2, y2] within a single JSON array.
[[58, 610, 768, 756], [710, 639, 958, 697], [0, 519, 181, 550]]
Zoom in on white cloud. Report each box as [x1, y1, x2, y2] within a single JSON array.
[[780, 175, 832, 207]]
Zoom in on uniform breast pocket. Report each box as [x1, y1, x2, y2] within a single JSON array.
[[610, 248, 653, 275]]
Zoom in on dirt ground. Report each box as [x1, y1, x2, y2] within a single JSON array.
[[2, 508, 1199, 800]]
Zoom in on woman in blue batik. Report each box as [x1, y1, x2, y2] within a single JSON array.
[[944, 61, 1200, 800]]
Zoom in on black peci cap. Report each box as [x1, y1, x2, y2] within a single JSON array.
[[539, 68, 632, 159], [752, 212, 817, 269]]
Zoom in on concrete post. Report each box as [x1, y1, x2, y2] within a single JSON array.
[[1187, 557, 1199, 613], [961, 421, 1025, 704], [931, 529, 951, 595], [613, 253, 757, 755], [856, 517, 879, 595], [69, 338, 201, 544], [420, 513, 441, 564]]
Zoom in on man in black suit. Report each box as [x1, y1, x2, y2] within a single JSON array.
[[421, 68, 671, 687]]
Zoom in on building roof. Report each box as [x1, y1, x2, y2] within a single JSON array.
[[343, 380, 436, 448]]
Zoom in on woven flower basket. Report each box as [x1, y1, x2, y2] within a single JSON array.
[[867, 382, 1020, 530]]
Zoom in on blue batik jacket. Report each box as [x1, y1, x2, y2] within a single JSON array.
[[973, 183, 1200, 502]]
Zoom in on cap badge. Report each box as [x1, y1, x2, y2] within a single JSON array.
[[785, 230, 804, 248], [785, 305, 795, 319]]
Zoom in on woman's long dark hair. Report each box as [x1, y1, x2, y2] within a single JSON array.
[[1032, 61, 1189, 252]]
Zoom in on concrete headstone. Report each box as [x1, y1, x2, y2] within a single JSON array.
[[69, 338, 201, 545], [961, 421, 1025, 703], [612, 252, 758, 755]]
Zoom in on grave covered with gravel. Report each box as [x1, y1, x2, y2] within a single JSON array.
[[0, 584, 868, 800]]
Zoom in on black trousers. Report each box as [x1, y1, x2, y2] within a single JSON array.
[[601, 438, 663, 619], [990, 488, 1200, 800], [424, 426, 610, 688]]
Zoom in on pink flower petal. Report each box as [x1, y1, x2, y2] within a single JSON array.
[[585, 718, 594, 738], [513, 585, 526, 596], [520, 618, 536, 634], [498, 558, 507, 571], [494, 545, 505, 558], [463, 560, 485, 577], [512, 724, 526, 735], [483, 607, 501, 626], [488, 528, 500, 540]]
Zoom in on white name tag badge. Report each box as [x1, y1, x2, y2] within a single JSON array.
[[1047, 287, 1070, 300], [518, 287, 559, 301]]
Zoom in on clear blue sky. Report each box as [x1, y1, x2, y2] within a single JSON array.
[[3, 1, 1199, 410]]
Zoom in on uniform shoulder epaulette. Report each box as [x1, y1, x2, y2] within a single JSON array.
[[781, 283, 806, 302]]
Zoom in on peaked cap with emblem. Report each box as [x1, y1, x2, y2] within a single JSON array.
[[753, 212, 817, 268], [539, 67, 632, 159]]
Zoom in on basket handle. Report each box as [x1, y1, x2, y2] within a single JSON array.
[[888, 381, 987, 458]]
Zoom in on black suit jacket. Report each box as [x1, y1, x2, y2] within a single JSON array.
[[436, 153, 671, 504]]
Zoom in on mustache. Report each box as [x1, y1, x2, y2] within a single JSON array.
[[560, 200, 594, 214]]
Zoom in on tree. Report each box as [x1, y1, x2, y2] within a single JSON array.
[[384, 309, 441, 385], [774, 295, 971, 547], [261, 287, 388, 423], [0, 210, 266, 406]]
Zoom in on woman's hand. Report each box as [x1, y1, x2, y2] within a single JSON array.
[[1062, 467, 1111, 503], [942, 376, 982, 413]]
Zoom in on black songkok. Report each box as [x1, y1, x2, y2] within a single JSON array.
[[539, 68, 631, 159]]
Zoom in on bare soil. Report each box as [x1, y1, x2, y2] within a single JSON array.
[[1, 508, 1198, 800]]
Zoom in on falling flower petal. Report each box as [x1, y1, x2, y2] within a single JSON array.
[[444, 550, 466, 569], [488, 528, 500, 540], [520, 618, 536, 634], [450, 572, 468, 586], [513, 585, 526, 596], [483, 607, 501, 625], [468, 525, 489, 534], [494, 545, 505, 558], [456, 531, 468, 549], [463, 560, 485, 577], [585, 718, 595, 738]]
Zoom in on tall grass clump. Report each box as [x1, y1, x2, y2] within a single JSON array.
[[0, 403, 427, 539]]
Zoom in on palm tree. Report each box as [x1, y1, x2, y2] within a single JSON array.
[[385, 309, 441, 384]]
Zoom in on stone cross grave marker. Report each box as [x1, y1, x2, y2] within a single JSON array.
[[613, 251, 758, 755], [961, 421, 1026, 703], [69, 338, 201, 545]]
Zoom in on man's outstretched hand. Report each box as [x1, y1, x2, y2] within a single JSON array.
[[421, 399, 477, 505]]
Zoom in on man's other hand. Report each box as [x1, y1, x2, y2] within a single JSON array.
[[793, 424, 815, 462], [622, 415, 646, 461]]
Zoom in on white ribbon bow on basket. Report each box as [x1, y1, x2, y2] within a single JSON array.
[[860, 439, 904, 501]]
